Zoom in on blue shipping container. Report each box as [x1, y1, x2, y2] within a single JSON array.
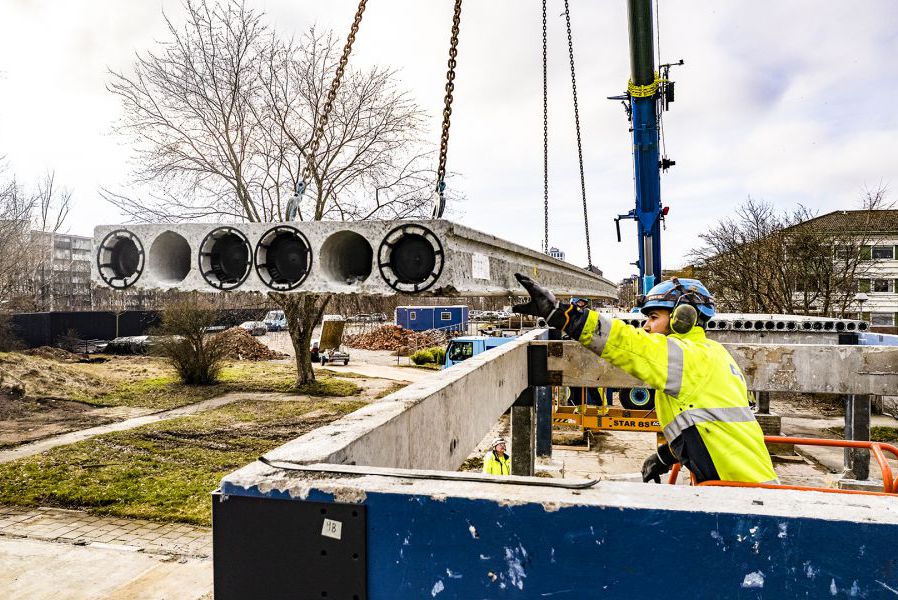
[[395, 306, 468, 332]]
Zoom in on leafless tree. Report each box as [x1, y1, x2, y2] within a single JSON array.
[[104, 0, 437, 384], [0, 167, 72, 310], [689, 188, 889, 317]]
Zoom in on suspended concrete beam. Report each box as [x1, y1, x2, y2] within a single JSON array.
[[535, 340, 898, 395], [91, 219, 618, 298]]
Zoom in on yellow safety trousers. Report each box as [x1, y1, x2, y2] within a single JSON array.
[[579, 311, 777, 483]]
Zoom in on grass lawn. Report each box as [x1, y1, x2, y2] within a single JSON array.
[[78, 361, 361, 410], [1, 352, 361, 411], [0, 397, 366, 525]]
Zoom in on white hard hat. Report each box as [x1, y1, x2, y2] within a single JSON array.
[[491, 437, 506, 449]]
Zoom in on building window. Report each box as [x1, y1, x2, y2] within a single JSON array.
[[871, 313, 895, 327], [872, 245, 895, 260], [834, 247, 852, 261], [409, 311, 416, 320], [873, 279, 891, 293], [440, 311, 452, 321], [857, 279, 871, 293]]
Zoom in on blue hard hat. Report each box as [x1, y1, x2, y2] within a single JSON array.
[[638, 277, 716, 322]]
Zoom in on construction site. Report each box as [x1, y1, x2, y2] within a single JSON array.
[[2, 0, 898, 598]]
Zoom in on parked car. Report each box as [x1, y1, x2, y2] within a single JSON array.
[[264, 310, 287, 331], [239, 321, 268, 336]]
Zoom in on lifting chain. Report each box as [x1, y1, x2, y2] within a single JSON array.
[[564, 0, 593, 269], [300, 0, 368, 188], [542, 0, 549, 254], [433, 0, 463, 219]]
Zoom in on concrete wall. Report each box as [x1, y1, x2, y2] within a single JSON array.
[[218, 472, 898, 599]]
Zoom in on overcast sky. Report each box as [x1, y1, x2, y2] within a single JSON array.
[[1, 0, 896, 282]]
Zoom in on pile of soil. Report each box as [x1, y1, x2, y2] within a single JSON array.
[[344, 325, 446, 353], [22, 346, 81, 361], [216, 328, 288, 361]]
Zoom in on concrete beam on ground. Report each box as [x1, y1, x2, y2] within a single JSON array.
[[92, 219, 617, 298], [261, 329, 542, 471], [536, 340, 898, 395]]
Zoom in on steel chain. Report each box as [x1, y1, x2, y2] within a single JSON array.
[[542, 0, 549, 254], [564, 0, 592, 268], [435, 0, 463, 213], [301, 0, 368, 184]]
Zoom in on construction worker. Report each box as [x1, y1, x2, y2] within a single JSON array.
[[482, 437, 511, 475], [513, 273, 777, 485]]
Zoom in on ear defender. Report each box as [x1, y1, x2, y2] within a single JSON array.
[[670, 303, 698, 334]]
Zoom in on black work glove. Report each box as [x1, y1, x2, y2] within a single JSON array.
[[641, 444, 677, 483], [512, 273, 590, 338]]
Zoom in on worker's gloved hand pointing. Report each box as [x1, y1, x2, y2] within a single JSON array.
[[641, 444, 677, 483], [513, 273, 590, 338], [512, 273, 558, 319]]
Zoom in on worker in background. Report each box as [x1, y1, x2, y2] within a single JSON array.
[[513, 274, 777, 485], [482, 437, 510, 476]]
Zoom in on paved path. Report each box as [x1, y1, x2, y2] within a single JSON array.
[[0, 505, 212, 599], [0, 393, 249, 464]]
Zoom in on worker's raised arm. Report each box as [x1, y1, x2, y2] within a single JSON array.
[[576, 311, 677, 392], [511, 273, 676, 391]]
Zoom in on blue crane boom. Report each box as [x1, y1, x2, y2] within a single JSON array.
[[613, 0, 678, 295]]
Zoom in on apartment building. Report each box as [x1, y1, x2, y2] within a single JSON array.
[[30, 231, 93, 311]]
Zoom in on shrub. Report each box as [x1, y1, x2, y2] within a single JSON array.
[[429, 346, 446, 365], [155, 298, 229, 385], [410, 348, 434, 365], [410, 346, 446, 366]]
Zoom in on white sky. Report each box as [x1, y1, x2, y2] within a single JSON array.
[[1, 0, 897, 282]]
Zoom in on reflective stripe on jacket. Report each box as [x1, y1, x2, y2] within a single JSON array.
[[483, 451, 510, 475], [579, 311, 777, 483]]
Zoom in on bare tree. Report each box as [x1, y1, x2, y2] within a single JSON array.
[[0, 167, 72, 310], [105, 0, 435, 384], [689, 188, 889, 317]]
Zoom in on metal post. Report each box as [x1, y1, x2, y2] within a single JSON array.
[[511, 389, 535, 476], [534, 386, 552, 457], [844, 394, 871, 480]]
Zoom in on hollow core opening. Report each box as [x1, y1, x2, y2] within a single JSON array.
[[201, 229, 251, 288], [389, 233, 437, 284], [320, 231, 372, 284], [149, 231, 191, 283], [109, 237, 141, 279]]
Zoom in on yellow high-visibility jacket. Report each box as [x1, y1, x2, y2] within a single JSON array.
[[482, 451, 510, 476], [579, 312, 777, 483]]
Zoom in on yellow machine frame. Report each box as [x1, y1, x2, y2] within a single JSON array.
[[551, 386, 662, 433]]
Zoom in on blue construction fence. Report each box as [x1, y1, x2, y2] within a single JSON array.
[[8, 309, 267, 348]]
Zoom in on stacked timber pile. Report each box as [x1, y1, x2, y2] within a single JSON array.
[[344, 325, 445, 353], [216, 328, 288, 361]]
